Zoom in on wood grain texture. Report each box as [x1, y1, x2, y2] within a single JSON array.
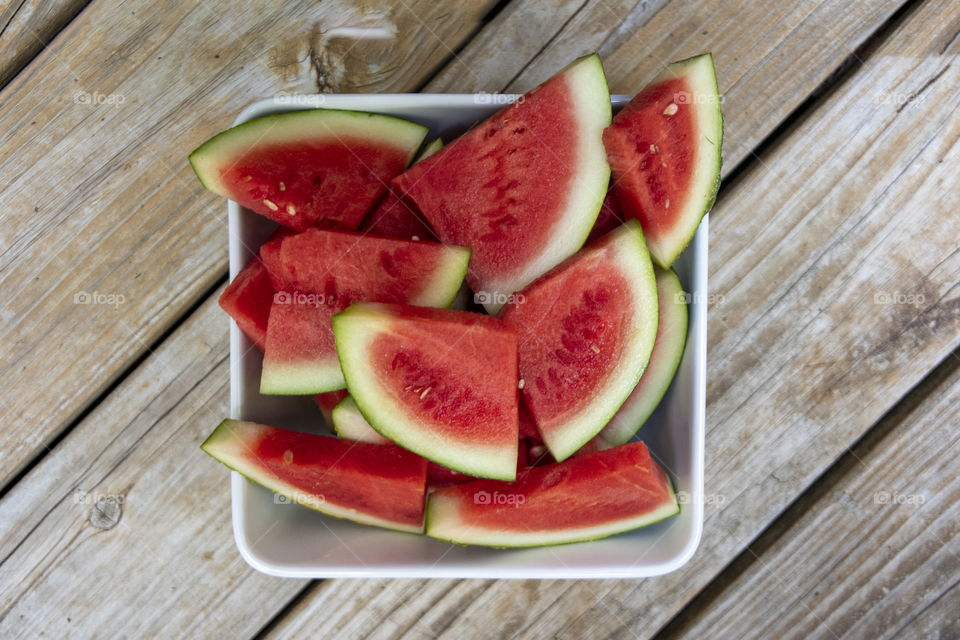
[[0, 288, 311, 638], [0, 0, 91, 89], [263, 1, 960, 637], [658, 351, 960, 639], [425, 0, 908, 172], [0, 0, 498, 490]]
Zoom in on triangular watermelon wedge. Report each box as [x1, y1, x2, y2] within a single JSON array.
[[425, 441, 678, 547], [333, 303, 519, 480], [393, 54, 611, 313], [604, 53, 723, 267], [499, 220, 659, 461], [260, 229, 470, 395], [190, 109, 428, 231], [201, 420, 429, 533]]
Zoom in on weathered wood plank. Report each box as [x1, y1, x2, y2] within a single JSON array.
[[262, 1, 960, 637], [0, 0, 90, 89], [426, 0, 908, 172], [0, 289, 313, 638], [0, 0, 499, 490], [658, 351, 960, 639]]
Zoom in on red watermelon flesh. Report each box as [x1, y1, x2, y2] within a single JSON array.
[[362, 138, 443, 240], [190, 109, 428, 231], [425, 441, 678, 546], [392, 54, 611, 313], [201, 419, 429, 533], [586, 189, 624, 242], [500, 220, 659, 462], [260, 229, 471, 395], [218, 259, 274, 352], [603, 53, 722, 267], [258, 226, 294, 290], [333, 303, 520, 480]]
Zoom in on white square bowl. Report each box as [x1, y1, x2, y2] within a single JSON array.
[[226, 94, 706, 578]]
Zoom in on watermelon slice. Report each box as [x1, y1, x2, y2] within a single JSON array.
[[603, 53, 722, 267], [333, 303, 519, 480], [190, 109, 428, 231], [425, 441, 678, 547], [393, 54, 611, 313], [499, 220, 658, 461], [594, 266, 688, 446], [260, 230, 471, 395], [201, 420, 429, 533], [218, 259, 274, 352], [362, 138, 443, 240]]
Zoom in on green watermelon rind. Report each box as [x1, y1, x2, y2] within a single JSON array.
[[483, 53, 612, 313], [258, 244, 470, 396], [647, 53, 723, 268], [331, 396, 391, 445], [417, 137, 444, 161], [333, 304, 519, 481], [532, 220, 660, 462], [189, 108, 429, 196], [595, 266, 688, 446], [424, 473, 680, 548], [200, 419, 425, 534]]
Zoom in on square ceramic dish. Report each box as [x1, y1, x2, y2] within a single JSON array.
[[226, 94, 706, 578]]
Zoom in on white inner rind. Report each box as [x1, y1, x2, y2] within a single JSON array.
[[202, 420, 424, 534], [190, 109, 429, 196], [482, 54, 612, 313], [599, 267, 688, 445], [260, 356, 344, 395], [542, 221, 660, 461], [425, 479, 679, 547], [334, 306, 518, 481], [647, 54, 723, 268], [332, 396, 391, 444], [411, 247, 472, 308]]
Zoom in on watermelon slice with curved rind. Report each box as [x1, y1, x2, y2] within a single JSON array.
[[393, 54, 611, 313], [201, 420, 428, 533], [499, 220, 658, 461], [594, 266, 688, 447], [190, 109, 428, 231], [333, 303, 519, 480], [425, 441, 678, 547], [603, 53, 722, 267], [260, 230, 471, 395]]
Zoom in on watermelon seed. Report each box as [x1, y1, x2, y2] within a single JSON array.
[[263, 199, 279, 211], [279, 182, 286, 191], [283, 449, 294, 464], [420, 387, 431, 400], [665, 199, 671, 209], [518, 379, 525, 389], [286, 204, 296, 216], [649, 144, 659, 154], [242, 175, 253, 182], [591, 345, 601, 354], [411, 235, 420, 241], [663, 103, 678, 116]]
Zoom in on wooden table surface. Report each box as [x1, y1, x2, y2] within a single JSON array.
[[1, 0, 958, 637]]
